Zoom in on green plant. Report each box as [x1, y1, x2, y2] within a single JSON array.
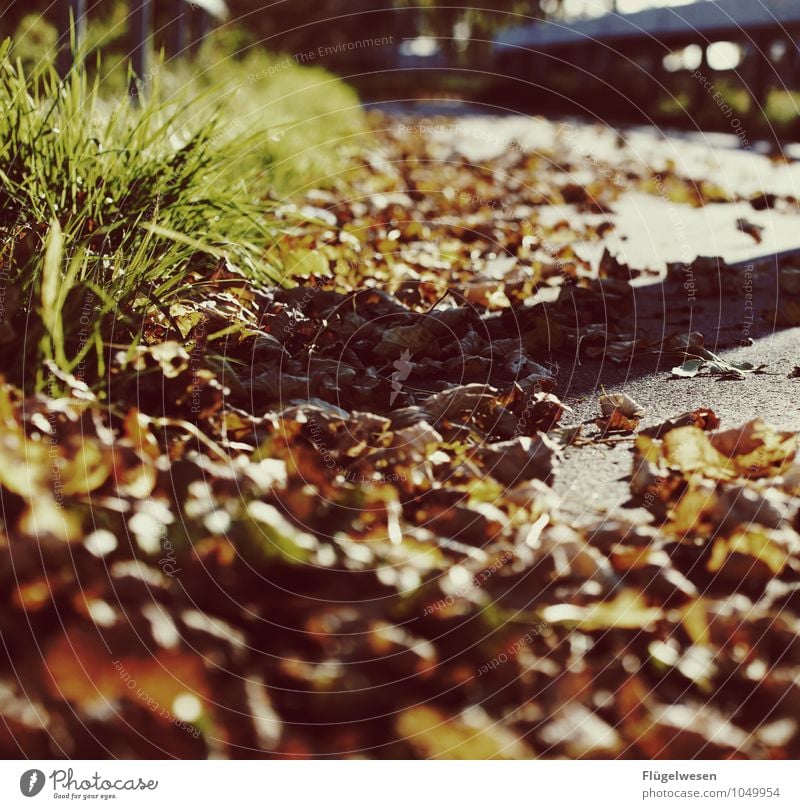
[[156, 40, 364, 195], [0, 40, 279, 388]]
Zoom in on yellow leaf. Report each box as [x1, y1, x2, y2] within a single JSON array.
[[662, 427, 734, 480], [60, 442, 111, 496], [707, 527, 793, 576], [680, 599, 711, 646], [19, 497, 82, 542], [543, 590, 662, 631], [711, 419, 797, 478], [396, 706, 532, 759]]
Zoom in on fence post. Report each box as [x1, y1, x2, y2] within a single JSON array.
[[129, 0, 153, 103], [190, 6, 212, 56], [166, 0, 190, 60], [57, 0, 88, 76]]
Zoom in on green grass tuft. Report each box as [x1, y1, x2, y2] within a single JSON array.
[[0, 35, 363, 390]]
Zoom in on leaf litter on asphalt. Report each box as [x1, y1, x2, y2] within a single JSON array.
[[2, 113, 800, 759]]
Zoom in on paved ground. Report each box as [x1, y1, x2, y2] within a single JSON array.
[[380, 103, 800, 525], [373, 103, 800, 525], [552, 264, 800, 524]]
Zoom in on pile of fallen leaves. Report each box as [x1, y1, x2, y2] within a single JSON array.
[[1, 114, 800, 759]]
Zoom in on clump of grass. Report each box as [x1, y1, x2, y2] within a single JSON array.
[[9, 12, 365, 195], [0, 11, 366, 392], [0, 39, 280, 388]]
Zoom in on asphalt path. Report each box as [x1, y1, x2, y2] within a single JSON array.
[[552, 267, 800, 525], [375, 102, 800, 525]]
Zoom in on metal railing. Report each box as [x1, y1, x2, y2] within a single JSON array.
[[58, 0, 229, 91]]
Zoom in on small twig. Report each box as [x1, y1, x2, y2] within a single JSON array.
[[423, 289, 451, 313], [573, 434, 637, 446]]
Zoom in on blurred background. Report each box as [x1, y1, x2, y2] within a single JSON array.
[[3, 0, 797, 139]]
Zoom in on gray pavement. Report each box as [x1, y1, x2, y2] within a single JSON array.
[[553, 283, 800, 525]]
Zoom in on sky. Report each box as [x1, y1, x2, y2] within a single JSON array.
[[560, 0, 699, 19]]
